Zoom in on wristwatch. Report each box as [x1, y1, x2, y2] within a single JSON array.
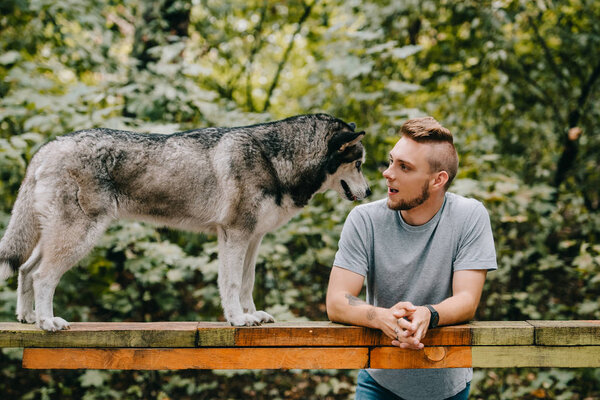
[[425, 305, 439, 329]]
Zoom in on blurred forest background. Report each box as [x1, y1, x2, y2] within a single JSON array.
[[1, 0, 599, 398]]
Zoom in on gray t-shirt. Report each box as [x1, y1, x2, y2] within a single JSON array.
[[333, 192, 497, 400]]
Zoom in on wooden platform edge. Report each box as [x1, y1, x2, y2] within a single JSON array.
[[22, 345, 600, 370], [22, 347, 370, 370], [3, 319, 582, 348], [3, 320, 600, 370]]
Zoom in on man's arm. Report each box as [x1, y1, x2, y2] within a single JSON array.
[[392, 269, 487, 349], [326, 266, 416, 342]]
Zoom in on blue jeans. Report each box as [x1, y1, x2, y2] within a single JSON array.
[[355, 370, 471, 400]]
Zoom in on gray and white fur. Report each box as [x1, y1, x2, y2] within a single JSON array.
[[0, 114, 370, 331]]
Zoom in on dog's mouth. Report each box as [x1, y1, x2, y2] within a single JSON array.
[[341, 180, 357, 201]]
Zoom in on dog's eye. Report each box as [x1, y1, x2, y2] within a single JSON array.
[[355, 161, 362, 169]]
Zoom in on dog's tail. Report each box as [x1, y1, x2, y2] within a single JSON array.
[[0, 171, 40, 281]]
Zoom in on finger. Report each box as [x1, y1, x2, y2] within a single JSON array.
[[391, 301, 416, 312], [396, 318, 414, 332], [392, 309, 413, 319], [414, 325, 428, 343], [385, 326, 400, 341], [399, 339, 424, 350]]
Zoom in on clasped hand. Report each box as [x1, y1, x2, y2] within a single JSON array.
[[377, 302, 431, 350]]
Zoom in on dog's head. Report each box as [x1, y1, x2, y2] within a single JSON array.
[[322, 120, 371, 201]]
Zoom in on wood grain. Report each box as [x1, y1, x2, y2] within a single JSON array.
[[472, 345, 600, 368], [5, 320, 600, 370], [527, 320, 600, 345], [0, 322, 198, 348], [22, 347, 369, 370], [370, 346, 472, 369], [470, 321, 534, 345]]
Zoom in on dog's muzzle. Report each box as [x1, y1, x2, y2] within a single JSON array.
[[341, 180, 357, 201]]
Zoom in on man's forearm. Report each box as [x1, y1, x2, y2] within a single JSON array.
[[431, 291, 479, 326], [326, 292, 381, 330]]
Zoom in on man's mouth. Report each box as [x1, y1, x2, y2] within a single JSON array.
[[388, 187, 399, 194]]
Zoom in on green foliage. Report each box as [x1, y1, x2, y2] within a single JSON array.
[[1, 0, 599, 398]]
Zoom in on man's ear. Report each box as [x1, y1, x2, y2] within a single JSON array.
[[432, 170, 449, 190], [331, 131, 365, 153]]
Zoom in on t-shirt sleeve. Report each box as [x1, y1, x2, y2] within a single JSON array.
[[332, 207, 371, 277], [453, 202, 498, 271]]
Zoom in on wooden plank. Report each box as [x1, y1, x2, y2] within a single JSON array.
[[1, 320, 596, 349], [22, 345, 600, 370], [470, 321, 534, 345], [196, 321, 471, 347], [233, 321, 379, 347], [370, 346, 472, 369], [472, 346, 600, 368], [528, 320, 600, 346], [196, 322, 236, 346], [422, 325, 471, 346], [0, 322, 198, 348], [22, 347, 369, 370]]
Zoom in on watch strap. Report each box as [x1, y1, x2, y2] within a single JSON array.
[[425, 304, 439, 329]]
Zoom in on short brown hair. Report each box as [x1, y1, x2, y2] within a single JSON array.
[[400, 117, 458, 190]]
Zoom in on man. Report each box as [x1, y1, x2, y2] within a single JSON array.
[[326, 117, 497, 399]]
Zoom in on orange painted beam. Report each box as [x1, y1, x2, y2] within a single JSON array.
[[370, 346, 472, 369], [22, 347, 370, 370]]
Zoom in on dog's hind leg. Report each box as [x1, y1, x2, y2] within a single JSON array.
[[217, 227, 262, 326], [32, 216, 111, 331], [240, 233, 274, 324], [16, 243, 42, 323]]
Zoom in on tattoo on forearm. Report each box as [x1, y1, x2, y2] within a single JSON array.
[[366, 308, 376, 321], [345, 294, 375, 320], [345, 294, 367, 306]]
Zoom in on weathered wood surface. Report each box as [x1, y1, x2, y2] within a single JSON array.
[[471, 346, 600, 368], [0, 322, 198, 348], [1, 320, 598, 370], [22, 347, 370, 370], [527, 320, 600, 346], [1, 320, 541, 348], [22, 345, 600, 370]]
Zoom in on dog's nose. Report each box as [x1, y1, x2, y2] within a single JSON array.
[[366, 187, 372, 197]]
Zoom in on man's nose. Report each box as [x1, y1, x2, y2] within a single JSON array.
[[382, 166, 392, 180]]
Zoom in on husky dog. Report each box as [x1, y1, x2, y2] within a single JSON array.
[[0, 114, 370, 331]]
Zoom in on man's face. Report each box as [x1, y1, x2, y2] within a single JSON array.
[[383, 137, 433, 211]]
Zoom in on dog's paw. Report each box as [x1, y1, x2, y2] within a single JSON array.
[[38, 317, 70, 332], [253, 310, 275, 323], [17, 311, 36, 324], [229, 313, 262, 326]]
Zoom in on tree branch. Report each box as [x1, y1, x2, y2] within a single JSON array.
[[527, 13, 566, 87], [554, 59, 600, 189], [497, 57, 564, 124], [262, 1, 315, 112], [245, 3, 269, 112]]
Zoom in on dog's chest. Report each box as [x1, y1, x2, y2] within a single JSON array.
[[254, 196, 302, 233]]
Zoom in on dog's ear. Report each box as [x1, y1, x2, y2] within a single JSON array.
[[331, 130, 365, 153]]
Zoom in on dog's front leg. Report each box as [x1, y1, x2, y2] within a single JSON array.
[[240, 233, 274, 324], [217, 227, 262, 326]]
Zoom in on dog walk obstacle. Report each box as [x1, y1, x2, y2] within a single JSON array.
[[0, 321, 598, 370]]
